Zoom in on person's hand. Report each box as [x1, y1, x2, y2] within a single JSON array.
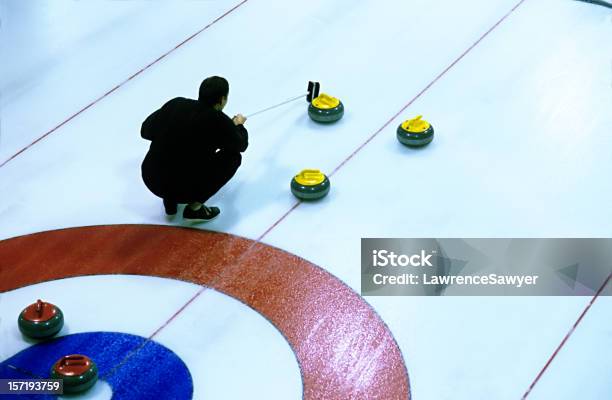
[[232, 114, 247, 126]]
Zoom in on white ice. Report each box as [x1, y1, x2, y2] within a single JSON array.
[[1, 0, 611, 399]]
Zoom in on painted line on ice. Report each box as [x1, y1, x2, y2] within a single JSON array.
[[0, 0, 249, 168], [521, 273, 611, 399]]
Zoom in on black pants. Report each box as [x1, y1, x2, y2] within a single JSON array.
[[143, 150, 242, 204]]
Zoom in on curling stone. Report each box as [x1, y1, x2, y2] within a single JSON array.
[[397, 115, 434, 147], [51, 354, 98, 394], [18, 299, 64, 339], [291, 169, 330, 200], [308, 93, 344, 123]]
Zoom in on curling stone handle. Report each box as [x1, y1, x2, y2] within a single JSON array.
[[62, 356, 87, 366]]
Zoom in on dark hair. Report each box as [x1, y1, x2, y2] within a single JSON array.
[[198, 76, 229, 107]]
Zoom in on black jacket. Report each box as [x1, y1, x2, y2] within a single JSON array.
[[141, 97, 248, 198]]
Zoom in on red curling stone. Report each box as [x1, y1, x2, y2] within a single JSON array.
[[51, 354, 98, 393], [18, 299, 64, 339]]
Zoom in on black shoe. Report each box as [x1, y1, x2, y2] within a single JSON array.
[[163, 199, 177, 216], [183, 205, 220, 222]]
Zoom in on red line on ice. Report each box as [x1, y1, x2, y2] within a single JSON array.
[[0, 0, 249, 168], [521, 273, 611, 399]]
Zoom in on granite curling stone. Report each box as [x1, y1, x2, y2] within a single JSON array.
[[18, 299, 64, 339], [291, 169, 331, 200], [397, 115, 434, 147], [308, 93, 344, 123], [51, 354, 98, 394]]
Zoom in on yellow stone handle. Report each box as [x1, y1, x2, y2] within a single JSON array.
[[402, 115, 430, 132], [295, 169, 326, 186], [312, 93, 340, 109]]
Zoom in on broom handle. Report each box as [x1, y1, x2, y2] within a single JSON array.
[[246, 93, 308, 118]]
